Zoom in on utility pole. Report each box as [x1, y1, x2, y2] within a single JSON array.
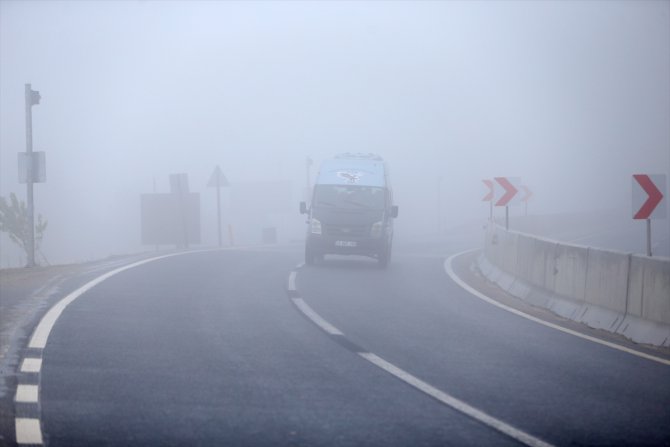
[[646, 219, 652, 257], [208, 165, 229, 247], [24, 84, 40, 267], [216, 183, 222, 247], [437, 175, 442, 237]]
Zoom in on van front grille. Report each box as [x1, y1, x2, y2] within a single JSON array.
[[323, 224, 369, 237]]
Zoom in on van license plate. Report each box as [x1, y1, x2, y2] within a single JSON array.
[[335, 240, 357, 247]]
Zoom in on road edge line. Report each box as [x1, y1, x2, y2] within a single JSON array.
[[444, 249, 670, 366], [16, 249, 216, 445]]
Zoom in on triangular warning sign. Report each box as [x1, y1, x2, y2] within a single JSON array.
[[208, 165, 229, 188]]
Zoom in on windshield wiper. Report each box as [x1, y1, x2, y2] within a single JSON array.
[[317, 200, 336, 207]]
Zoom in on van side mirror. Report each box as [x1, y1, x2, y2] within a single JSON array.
[[391, 205, 399, 218], [300, 201, 308, 215]]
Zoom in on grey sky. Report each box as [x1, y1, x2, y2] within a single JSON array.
[[1, 0, 668, 266]]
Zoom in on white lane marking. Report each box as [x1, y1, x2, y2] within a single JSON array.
[[288, 271, 297, 292], [360, 352, 554, 447], [20, 358, 42, 373], [15, 418, 43, 444], [444, 250, 670, 367], [291, 298, 344, 335], [28, 250, 212, 349], [288, 270, 551, 447], [15, 385, 39, 403]]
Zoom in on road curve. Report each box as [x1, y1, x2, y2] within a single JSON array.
[[13, 244, 670, 446]]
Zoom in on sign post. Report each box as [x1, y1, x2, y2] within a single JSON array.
[[438, 175, 443, 236], [632, 174, 666, 256], [208, 165, 229, 247], [494, 177, 521, 230], [521, 185, 533, 216], [482, 179, 494, 222]]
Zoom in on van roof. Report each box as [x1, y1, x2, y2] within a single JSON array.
[[334, 152, 384, 161], [315, 157, 386, 187]]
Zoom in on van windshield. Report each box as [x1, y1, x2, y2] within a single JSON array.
[[313, 185, 386, 210]]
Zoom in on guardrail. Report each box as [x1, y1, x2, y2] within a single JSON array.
[[479, 224, 670, 347]]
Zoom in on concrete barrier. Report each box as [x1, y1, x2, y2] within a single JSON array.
[[500, 230, 518, 275], [584, 249, 630, 314], [628, 255, 670, 323], [618, 254, 669, 345], [483, 226, 500, 268], [480, 224, 670, 347], [515, 233, 536, 284], [536, 238, 559, 291], [627, 256, 645, 318], [552, 243, 589, 302], [484, 225, 514, 289]]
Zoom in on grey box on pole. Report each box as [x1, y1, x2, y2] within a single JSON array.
[[18, 152, 46, 183]]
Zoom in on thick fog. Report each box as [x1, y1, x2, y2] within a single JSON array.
[[1, 1, 668, 267]]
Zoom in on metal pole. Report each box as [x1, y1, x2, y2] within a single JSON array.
[[153, 177, 159, 252], [437, 176, 442, 237], [489, 200, 493, 222], [228, 224, 235, 246], [647, 218, 652, 257], [505, 206, 509, 231], [216, 184, 222, 247], [24, 84, 35, 267]]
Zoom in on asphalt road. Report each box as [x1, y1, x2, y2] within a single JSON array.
[[7, 243, 670, 446]]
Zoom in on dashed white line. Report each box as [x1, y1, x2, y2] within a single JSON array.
[[444, 251, 670, 366], [15, 418, 43, 444], [289, 269, 554, 447], [20, 358, 42, 373], [288, 271, 297, 292], [15, 385, 39, 403], [291, 298, 344, 335]]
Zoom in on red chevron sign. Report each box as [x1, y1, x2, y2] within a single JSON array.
[[632, 174, 666, 220], [494, 177, 520, 206], [521, 185, 533, 202], [482, 179, 494, 201]]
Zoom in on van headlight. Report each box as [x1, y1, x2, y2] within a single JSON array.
[[370, 221, 383, 238], [310, 218, 322, 235]]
